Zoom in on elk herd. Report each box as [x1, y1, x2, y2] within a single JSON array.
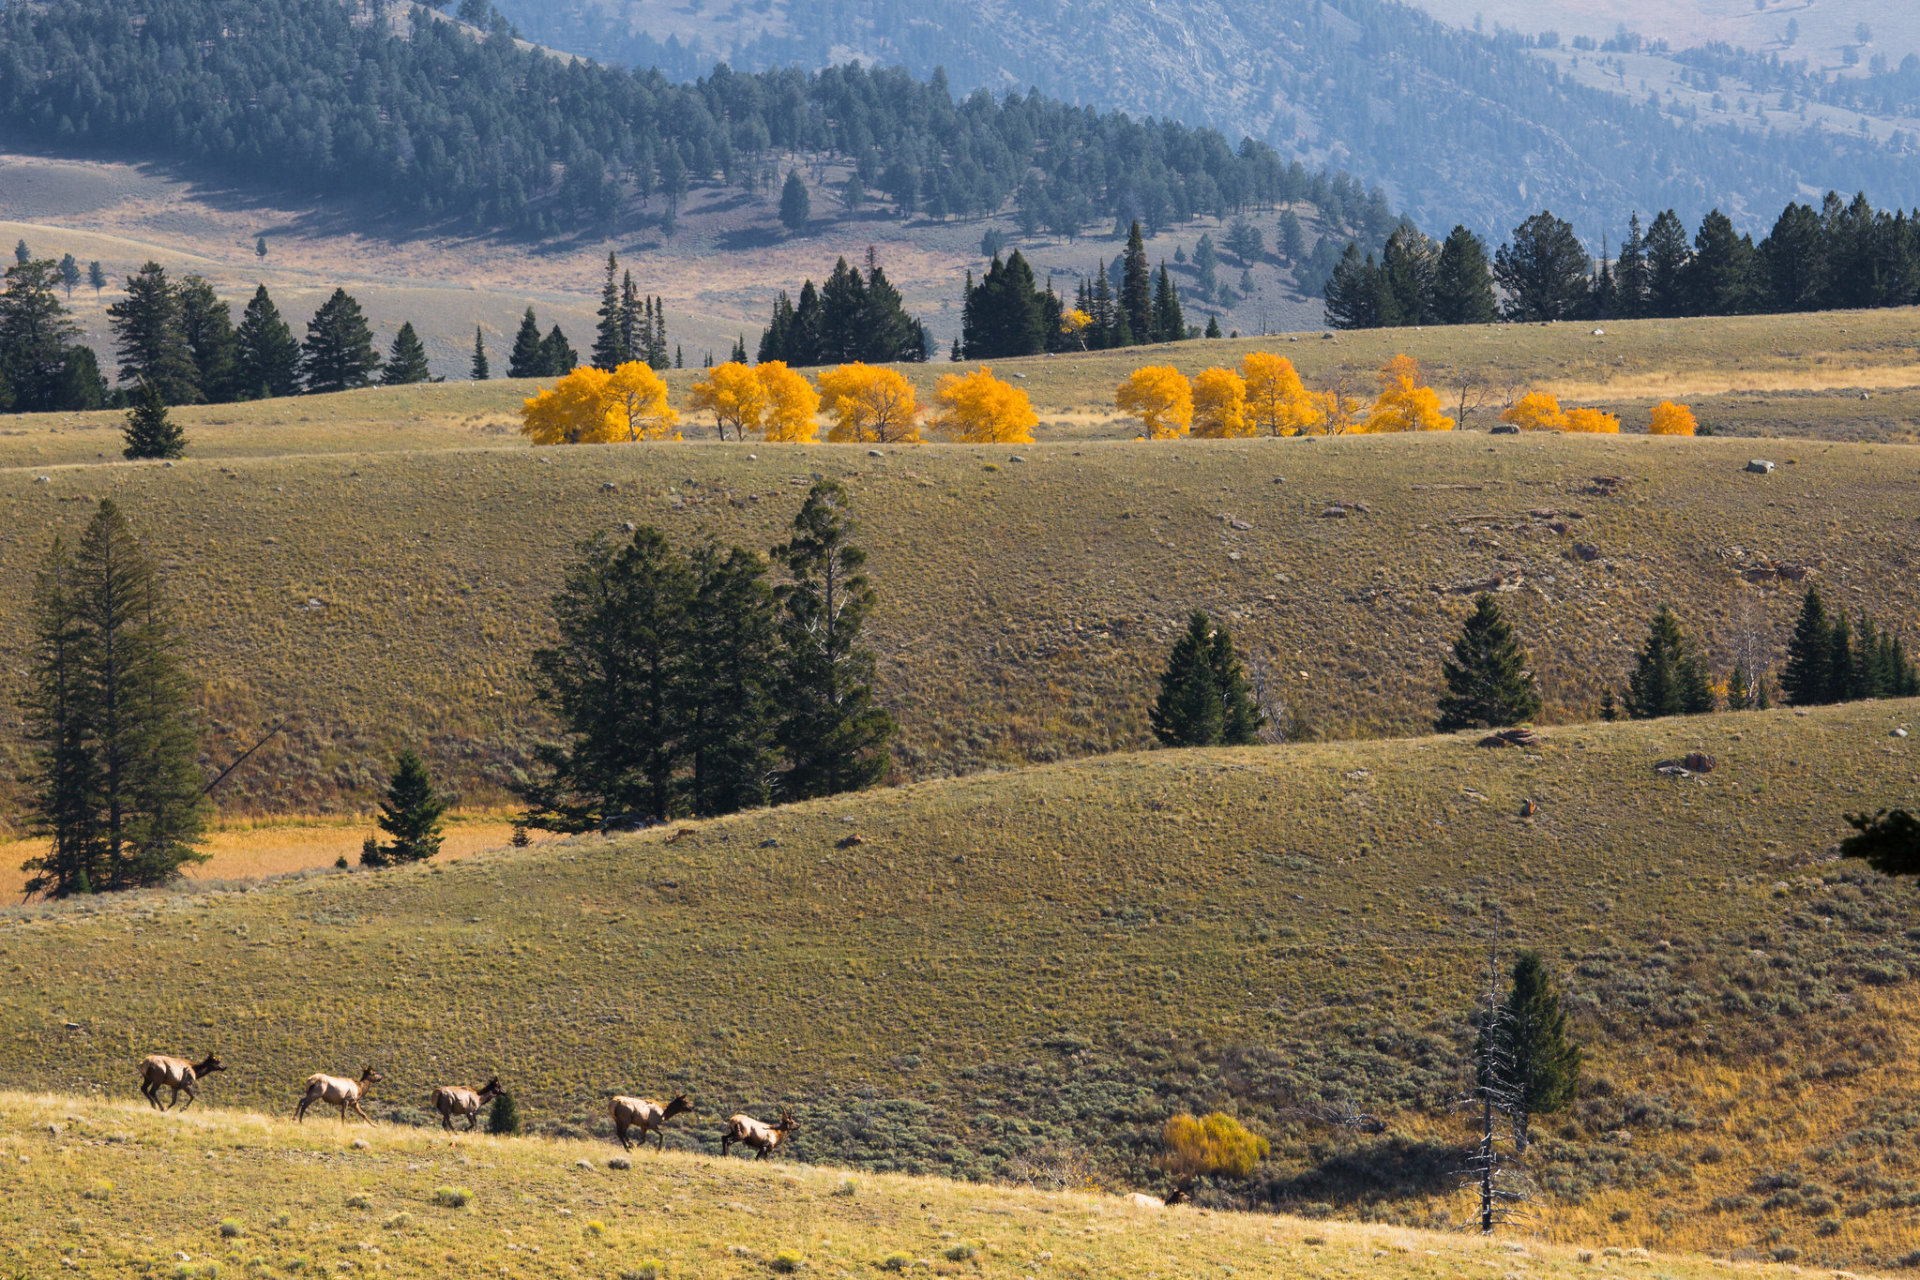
[[138, 1053, 798, 1158]]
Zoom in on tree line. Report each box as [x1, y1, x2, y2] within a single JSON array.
[[19, 480, 898, 897], [1326, 190, 1920, 329], [0, 0, 1381, 240]]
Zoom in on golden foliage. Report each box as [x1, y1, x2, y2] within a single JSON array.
[[1363, 354, 1454, 433], [758, 361, 821, 443], [1114, 366, 1193, 439], [1060, 309, 1094, 349], [686, 361, 767, 441], [1160, 1113, 1270, 1181], [1649, 400, 1699, 436], [1561, 406, 1621, 434], [931, 367, 1038, 444], [1502, 391, 1568, 432], [1190, 367, 1251, 439], [605, 362, 680, 442], [818, 363, 923, 444], [1239, 351, 1324, 437]]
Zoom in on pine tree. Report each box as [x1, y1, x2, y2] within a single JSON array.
[[1828, 611, 1856, 704], [107, 261, 200, 403], [1489, 951, 1581, 1155], [680, 543, 778, 816], [122, 381, 186, 459], [1151, 612, 1226, 747], [1204, 314, 1222, 338], [301, 288, 381, 393], [13, 238, 29, 264], [540, 325, 577, 375], [1323, 244, 1383, 330], [0, 258, 85, 412], [176, 275, 237, 403], [87, 261, 106, 297], [1121, 221, 1154, 344], [507, 308, 546, 377], [363, 749, 447, 867], [20, 500, 208, 896], [1782, 586, 1834, 706], [1493, 212, 1591, 321], [619, 271, 643, 363], [470, 327, 490, 380], [1152, 263, 1184, 343], [1435, 595, 1542, 731], [779, 169, 811, 232], [380, 322, 432, 385], [773, 481, 895, 800], [486, 1090, 522, 1135], [1726, 661, 1753, 710], [58, 253, 80, 299], [730, 334, 748, 363], [592, 252, 625, 370], [1645, 209, 1693, 317], [1433, 226, 1496, 324], [1623, 605, 1715, 718], [234, 285, 301, 399], [1210, 622, 1263, 745]]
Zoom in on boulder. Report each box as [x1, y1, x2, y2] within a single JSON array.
[[1746, 459, 1775, 474]]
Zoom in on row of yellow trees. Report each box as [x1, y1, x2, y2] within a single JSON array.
[[519, 360, 1038, 446], [520, 356, 1699, 447]]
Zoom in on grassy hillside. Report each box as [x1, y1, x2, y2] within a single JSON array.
[[0, 1094, 1791, 1280], [0, 701, 1915, 1266]]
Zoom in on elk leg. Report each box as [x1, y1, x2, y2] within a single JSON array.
[[441, 1112, 454, 1133], [655, 1128, 666, 1152], [617, 1122, 631, 1151], [720, 1135, 733, 1157], [142, 1081, 160, 1110], [178, 1083, 196, 1111], [467, 1113, 479, 1132], [351, 1099, 374, 1124]]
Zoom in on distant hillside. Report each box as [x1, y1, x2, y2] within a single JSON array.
[[494, 0, 1920, 237]]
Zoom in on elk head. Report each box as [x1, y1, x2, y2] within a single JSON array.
[[359, 1066, 384, 1089], [478, 1077, 503, 1102], [195, 1054, 227, 1077], [664, 1093, 692, 1120], [776, 1109, 798, 1134]]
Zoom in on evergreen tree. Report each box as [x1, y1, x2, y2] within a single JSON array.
[[524, 527, 694, 830], [1623, 605, 1715, 718], [1120, 220, 1154, 344], [773, 481, 895, 800], [13, 238, 29, 264], [1781, 586, 1835, 706], [301, 288, 381, 393], [1761, 202, 1827, 311], [1828, 611, 1856, 703], [1433, 225, 1497, 324], [1587, 235, 1616, 318], [961, 252, 1047, 358], [1210, 621, 1263, 745], [107, 262, 200, 403], [1645, 209, 1693, 316], [19, 500, 208, 896], [58, 253, 80, 299], [1323, 244, 1383, 329], [507, 307, 546, 378], [1685, 209, 1754, 316], [779, 169, 811, 232], [619, 271, 643, 364], [1152, 263, 1184, 343], [540, 324, 577, 375], [87, 260, 106, 296], [470, 327, 490, 380], [0, 258, 85, 412], [1277, 210, 1308, 262], [1489, 951, 1581, 1155], [592, 252, 624, 370], [234, 285, 302, 399], [362, 749, 447, 866], [1380, 225, 1438, 325], [1726, 661, 1754, 711], [1151, 612, 1224, 747], [1493, 212, 1591, 321], [175, 275, 237, 403], [1435, 595, 1542, 731], [122, 382, 186, 460], [1193, 233, 1220, 299], [486, 1090, 522, 1135], [380, 321, 432, 385], [680, 543, 778, 817], [1614, 213, 1650, 317], [730, 334, 748, 363], [1204, 314, 1222, 338]]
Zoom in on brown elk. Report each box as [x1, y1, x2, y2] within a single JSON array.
[[720, 1108, 798, 1160], [610, 1092, 691, 1151], [295, 1066, 383, 1124], [430, 1077, 503, 1133], [139, 1053, 225, 1111]]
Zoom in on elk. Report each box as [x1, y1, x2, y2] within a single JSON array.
[[610, 1092, 691, 1151], [429, 1077, 503, 1133], [295, 1066, 383, 1124], [139, 1053, 225, 1111], [720, 1108, 798, 1160]]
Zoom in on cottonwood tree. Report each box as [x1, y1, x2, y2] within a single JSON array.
[[1435, 595, 1541, 731], [1115, 366, 1193, 438], [929, 367, 1037, 443], [818, 363, 921, 443], [773, 481, 896, 800], [20, 501, 208, 897], [362, 749, 447, 866]]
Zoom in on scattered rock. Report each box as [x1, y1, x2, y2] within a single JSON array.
[[600, 481, 618, 492], [1479, 728, 1542, 748], [1895, 728, 1910, 739], [1229, 518, 1252, 530], [1746, 459, 1776, 474], [1592, 327, 1605, 336], [608, 1157, 631, 1170], [1436, 572, 1524, 595], [1319, 506, 1348, 518], [620, 521, 636, 533], [1489, 424, 1519, 435], [33, 475, 50, 483], [1529, 509, 1559, 519], [836, 834, 866, 849], [867, 449, 883, 458], [1008, 455, 1027, 463], [1520, 800, 1538, 817], [1572, 543, 1602, 562], [352, 1139, 370, 1150], [1586, 475, 1629, 496], [1653, 753, 1716, 777], [758, 837, 781, 848]]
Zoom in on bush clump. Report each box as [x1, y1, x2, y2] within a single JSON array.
[[770, 1253, 804, 1274], [434, 1186, 474, 1209], [218, 1218, 244, 1238], [1161, 1112, 1270, 1179]]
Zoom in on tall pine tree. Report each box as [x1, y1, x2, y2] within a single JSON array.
[[507, 307, 546, 378], [362, 750, 447, 866], [176, 275, 237, 404], [470, 327, 490, 380], [380, 321, 432, 385], [1622, 605, 1715, 718], [592, 251, 625, 370], [107, 261, 200, 403], [1435, 595, 1542, 731], [1781, 586, 1835, 706], [1120, 220, 1154, 344], [1488, 952, 1581, 1155], [301, 288, 381, 393], [680, 542, 778, 817], [234, 285, 301, 399]]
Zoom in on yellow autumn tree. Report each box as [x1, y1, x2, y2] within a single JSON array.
[[1161, 1113, 1270, 1181], [520, 366, 618, 445], [1501, 392, 1568, 432], [1060, 308, 1094, 350], [1115, 365, 1193, 439], [686, 361, 766, 440], [606, 361, 680, 441], [1562, 406, 1621, 434], [930, 366, 1037, 444], [1191, 366, 1250, 438], [1240, 351, 1325, 437], [758, 361, 820, 442], [818, 362, 922, 444], [1648, 400, 1698, 436], [1364, 354, 1454, 433]]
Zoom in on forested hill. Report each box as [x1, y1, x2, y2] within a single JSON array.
[[494, 0, 1920, 236], [0, 0, 1385, 243]]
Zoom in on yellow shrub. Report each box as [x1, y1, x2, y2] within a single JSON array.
[[1562, 406, 1620, 434], [758, 362, 820, 443], [1161, 1112, 1269, 1180], [1648, 400, 1698, 436], [1365, 354, 1454, 433], [1502, 391, 1567, 432]]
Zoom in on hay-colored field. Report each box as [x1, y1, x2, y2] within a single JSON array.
[[0, 701, 1917, 1267], [0, 1092, 1814, 1280]]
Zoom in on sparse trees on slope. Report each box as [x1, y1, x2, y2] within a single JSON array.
[[1782, 586, 1835, 706], [1121, 221, 1154, 343], [0, 258, 88, 412], [1435, 595, 1541, 732], [301, 289, 381, 393]]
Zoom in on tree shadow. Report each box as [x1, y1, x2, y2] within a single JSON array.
[[1248, 1136, 1468, 1210]]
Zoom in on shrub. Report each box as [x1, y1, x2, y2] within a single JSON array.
[[943, 1244, 977, 1261], [218, 1218, 244, 1238], [345, 1195, 371, 1210], [622, 1265, 664, 1280], [831, 1177, 857, 1197], [434, 1186, 473, 1209], [586, 1220, 607, 1237], [1160, 1112, 1270, 1180], [770, 1253, 803, 1273], [382, 1212, 412, 1230], [881, 1254, 912, 1272]]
